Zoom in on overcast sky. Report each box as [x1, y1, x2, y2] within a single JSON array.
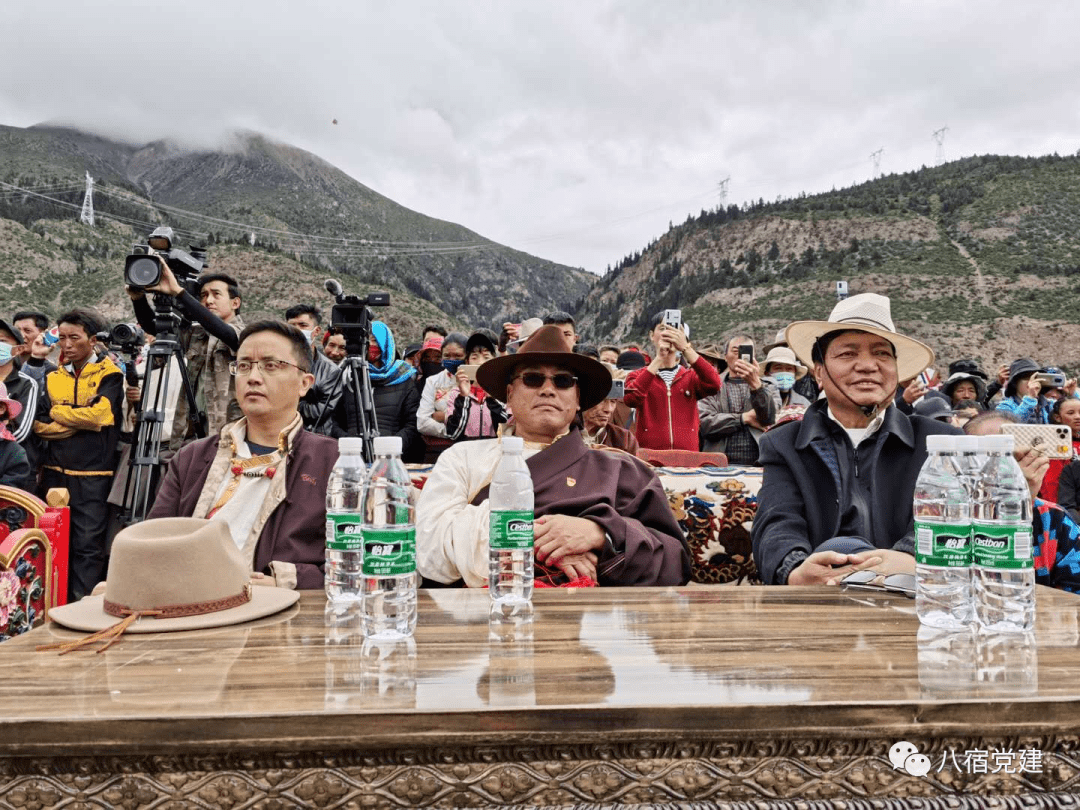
[[2, 1, 1078, 274]]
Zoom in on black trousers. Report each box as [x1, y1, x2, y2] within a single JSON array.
[[41, 469, 113, 602]]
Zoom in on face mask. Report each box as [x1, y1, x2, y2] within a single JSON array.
[[368, 344, 381, 364], [0, 344, 11, 364], [420, 360, 443, 378], [442, 358, 464, 375], [299, 328, 315, 345], [773, 371, 796, 392]]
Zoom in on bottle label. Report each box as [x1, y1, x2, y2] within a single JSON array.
[[972, 523, 1033, 570], [914, 521, 971, 567], [361, 527, 417, 576], [326, 514, 363, 551], [490, 510, 534, 551]]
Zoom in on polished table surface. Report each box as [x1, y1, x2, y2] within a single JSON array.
[[3, 586, 1080, 806]]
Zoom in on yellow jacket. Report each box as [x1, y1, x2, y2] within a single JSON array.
[[34, 354, 125, 473]]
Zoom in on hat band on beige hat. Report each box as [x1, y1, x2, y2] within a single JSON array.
[[40, 518, 299, 652]]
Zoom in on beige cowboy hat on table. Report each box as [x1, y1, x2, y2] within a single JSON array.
[[784, 293, 934, 383], [47, 518, 298, 638]]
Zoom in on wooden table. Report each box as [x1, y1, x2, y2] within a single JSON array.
[[2, 586, 1080, 809]]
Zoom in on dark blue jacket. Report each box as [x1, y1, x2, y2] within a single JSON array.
[[751, 399, 961, 584]]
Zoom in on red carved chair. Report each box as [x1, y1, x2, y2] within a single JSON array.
[[0, 486, 70, 639]]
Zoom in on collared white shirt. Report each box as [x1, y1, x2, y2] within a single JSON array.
[[827, 402, 889, 447]]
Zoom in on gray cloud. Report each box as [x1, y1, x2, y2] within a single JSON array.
[[2, 0, 1078, 273]]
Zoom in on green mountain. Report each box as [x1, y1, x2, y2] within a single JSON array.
[[576, 153, 1080, 375], [0, 124, 593, 329]]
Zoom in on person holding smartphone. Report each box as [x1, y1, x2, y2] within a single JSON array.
[[444, 330, 507, 442], [995, 358, 1051, 424], [623, 311, 721, 451], [698, 335, 780, 465]]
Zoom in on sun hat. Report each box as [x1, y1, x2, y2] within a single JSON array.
[[941, 371, 986, 403], [615, 350, 647, 371], [0, 382, 23, 420], [695, 343, 725, 364], [785, 293, 934, 382], [46, 518, 299, 638], [508, 317, 544, 350], [420, 335, 444, 353], [762, 328, 789, 354], [948, 358, 988, 381], [0, 319, 24, 346], [1004, 357, 1040, 398], [761, 346, 808, 379], [476, 324, 612, 411]]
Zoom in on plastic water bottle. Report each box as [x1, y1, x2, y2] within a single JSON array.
[[361, 436, 417, 639], [954, 435, 988, 497], [325, 437, 367, 603], [489, 436, 534, 606], [914, 434, 973, 629], [972, 434, 1035, 632]]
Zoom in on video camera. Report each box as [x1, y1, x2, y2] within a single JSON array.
[[100, 322, 146, 354], [124, 226, 205, 294], [325, 279, 389, 340]]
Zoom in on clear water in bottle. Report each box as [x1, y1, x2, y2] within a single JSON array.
[[972, 434, 1035, 632], [325, 437, 367, 603], [914, 434, 973, 629], [953, 435, 987, 496], [361, 435, 417, 639], [489, 436, 534, 607]]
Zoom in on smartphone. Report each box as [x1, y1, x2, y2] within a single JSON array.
[[607, 379, 625, 400], [738, 344, 754, 365], [1001, 424, 1072, 459], [458, 364, 479, 383], [662, 309, 681, 329], [1035, 372, 1066, 389]]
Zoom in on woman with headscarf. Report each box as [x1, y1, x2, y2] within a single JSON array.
[[331, 321, 420, 459]]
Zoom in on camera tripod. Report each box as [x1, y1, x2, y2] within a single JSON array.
[[118, 296, 206, 526], [311, 280, 386, 462]]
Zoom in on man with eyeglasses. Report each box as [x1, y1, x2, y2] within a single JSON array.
[[417, 325, 690, 588], [752, 294, 961, 587], [149, 321, 339, 589]]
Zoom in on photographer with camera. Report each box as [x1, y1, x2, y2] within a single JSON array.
[[285, 304, 341, 434], [127, 259, 244, 448]]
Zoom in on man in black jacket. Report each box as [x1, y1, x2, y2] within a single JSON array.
[[752, 294, 961, 586]]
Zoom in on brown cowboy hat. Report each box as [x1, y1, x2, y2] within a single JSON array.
[[476, 324, 612, 411], [48, 518, 299, 634]]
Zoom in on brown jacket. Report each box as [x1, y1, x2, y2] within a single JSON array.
[[149, 418, 338, 588]]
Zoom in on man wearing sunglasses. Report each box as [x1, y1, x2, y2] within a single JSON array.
[[417, 325, 691, 588], [149, 320, 340, 590], [752, 294, 961, 586]]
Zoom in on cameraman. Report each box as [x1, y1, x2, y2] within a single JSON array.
[[127, 260, 244, 448]]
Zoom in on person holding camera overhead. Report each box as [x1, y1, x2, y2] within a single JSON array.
[[128, 256, 245, 449], [443, 330, 508, 442], [623, 311, 721, 452], [33, 309, 124, 601], [995, 358, 1052, 424]]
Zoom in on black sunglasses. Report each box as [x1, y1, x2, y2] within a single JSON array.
[[512, 372, 578, 390], [840, 570, 916, 598]]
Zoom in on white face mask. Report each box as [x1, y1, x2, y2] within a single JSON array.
[[299, 328, 315, 345], [0, 343, 12, 364], [773, 371, 796, 391]]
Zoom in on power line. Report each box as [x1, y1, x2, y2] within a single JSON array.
[[79, 172, 94, 227]]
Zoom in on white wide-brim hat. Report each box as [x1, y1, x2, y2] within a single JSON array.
[[761, 346, 808, 379], [785, 293, 934, 382], [49, 518, 299, 634]]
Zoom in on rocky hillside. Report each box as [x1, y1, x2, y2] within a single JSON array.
[[0, 124, 593, 329], [576, 154, 1080, 375]]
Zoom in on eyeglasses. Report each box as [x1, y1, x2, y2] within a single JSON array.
[[511, 372, 578, 390], [229, 359, 307, 377], [840, 570, 915, 598]]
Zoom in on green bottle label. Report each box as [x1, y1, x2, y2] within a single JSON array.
[[361, 527, 417, 576], [326, 514, 363, 551], [972, 523, 1033, 571], [490, 510, 534, 551], [914, 521, 971, 567]]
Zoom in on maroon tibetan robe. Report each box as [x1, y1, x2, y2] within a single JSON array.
[[472, 429, 690, 586]]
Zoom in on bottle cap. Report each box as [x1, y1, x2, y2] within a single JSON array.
[[955, 435, 980, 452], [373, 436, 402, 456], [980, 434, 1013, 453], [338, 437, 364, 455], [925, 434, 955, 453], [501, 436, 524, 454]]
